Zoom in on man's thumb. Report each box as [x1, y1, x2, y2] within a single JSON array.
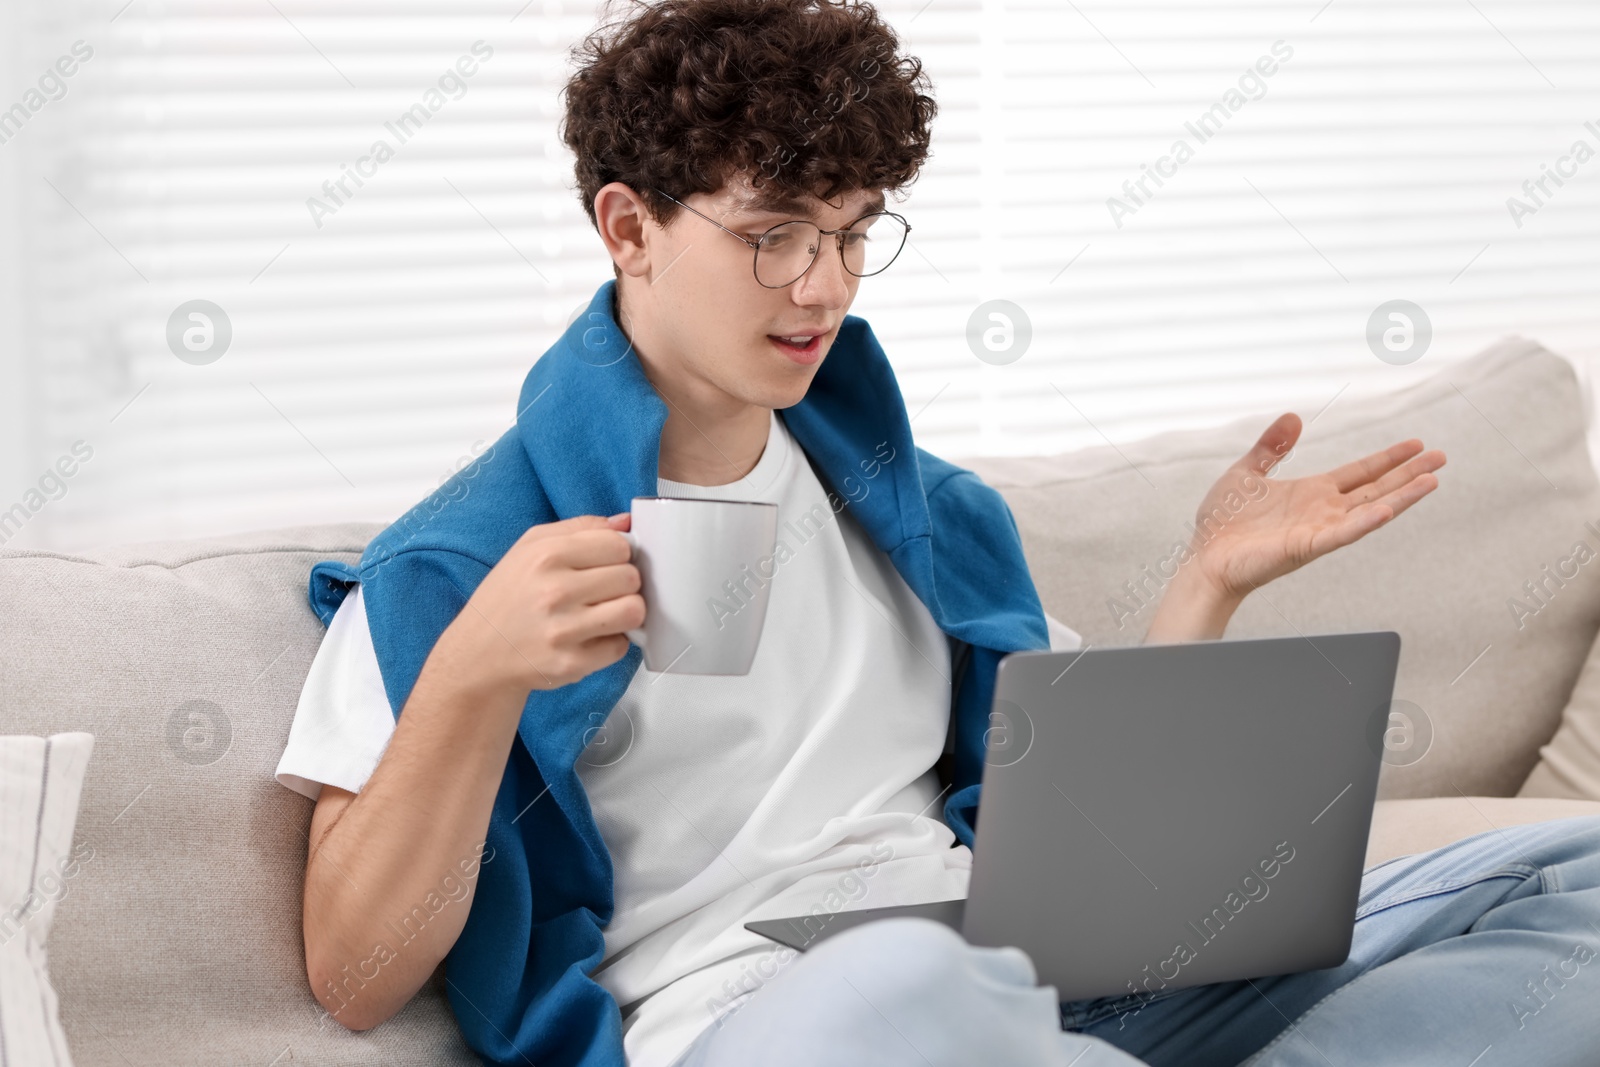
[[1243, 413, 1301, 474]]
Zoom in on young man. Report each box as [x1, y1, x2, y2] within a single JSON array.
[[275, 2, 1600, 1065]]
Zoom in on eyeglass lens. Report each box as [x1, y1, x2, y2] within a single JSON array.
[[754, 214, 908, 288]]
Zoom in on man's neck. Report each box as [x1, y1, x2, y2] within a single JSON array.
[[656, 402, 770, 486]]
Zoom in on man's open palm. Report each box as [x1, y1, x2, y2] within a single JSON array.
[[1188, 412, 1447, 601]]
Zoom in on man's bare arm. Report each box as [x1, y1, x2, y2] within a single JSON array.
[[300, 513, 643, 1031]]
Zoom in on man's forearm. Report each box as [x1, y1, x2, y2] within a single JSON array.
[[302, 618, 530, 1030], [1142, 566, 1243, 644]]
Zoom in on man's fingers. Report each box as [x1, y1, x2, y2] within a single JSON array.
[[565, 562, 643, 607], [566, 593, 646, 644], [518, 516, 634, 566], [1317, 472, 1440, 557], [1327, 439, 1426, 494], [1365, 471, 1440, 521], [535, 527, 635, 569], [1343, 448, 1445, 505], [519, 513, 615, 544]]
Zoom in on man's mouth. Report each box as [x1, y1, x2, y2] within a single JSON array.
[[767, 333, 825, 362]]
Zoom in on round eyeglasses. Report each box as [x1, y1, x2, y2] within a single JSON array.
[[650, 187, 911, 289]]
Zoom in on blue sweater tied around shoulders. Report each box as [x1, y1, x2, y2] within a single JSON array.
[[306, 278, 1050, 1065]]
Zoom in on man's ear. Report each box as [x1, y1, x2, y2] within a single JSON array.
[[593, 181, 655, 280]]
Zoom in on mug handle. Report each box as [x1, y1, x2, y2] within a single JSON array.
[[619, 530, 647, 650]]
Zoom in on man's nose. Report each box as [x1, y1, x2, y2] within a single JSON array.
[[791, 237, 850, 307]]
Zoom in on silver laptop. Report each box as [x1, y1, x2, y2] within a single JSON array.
[[746, 631, 1400, 1002]]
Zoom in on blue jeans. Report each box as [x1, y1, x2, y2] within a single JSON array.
[[669, 814, 1600, 1066]]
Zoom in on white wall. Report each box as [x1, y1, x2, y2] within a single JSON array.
[[0, 1, 34, 504]]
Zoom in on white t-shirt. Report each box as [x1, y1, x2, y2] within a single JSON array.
[[276, 409, 1081, 1066]]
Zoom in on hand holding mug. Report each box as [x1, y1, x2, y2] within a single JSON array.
[[449, 512, 644, 694]]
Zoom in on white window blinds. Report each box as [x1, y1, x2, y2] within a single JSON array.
[[4, 0, 1597, 550]]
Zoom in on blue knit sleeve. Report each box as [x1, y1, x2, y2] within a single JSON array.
[[307, 559, 361, 628]]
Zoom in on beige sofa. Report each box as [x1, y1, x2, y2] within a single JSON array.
[[5, 336, 1600, 1065]]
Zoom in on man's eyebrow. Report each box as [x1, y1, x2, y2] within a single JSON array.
[[734, 192, 888, 220]]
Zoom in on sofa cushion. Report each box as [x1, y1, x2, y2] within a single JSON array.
[[956, 338, 1600, 799], [0, 526, 479, 1066], [1, 731, 94, 1067], [1366, 797, 1600, 868], [1520, 621, 1600, 800]]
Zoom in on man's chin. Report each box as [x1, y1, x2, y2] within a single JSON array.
[[764, 367, 824, 410]]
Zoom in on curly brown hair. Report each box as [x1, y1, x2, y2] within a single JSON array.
[[559, 0, 938, 277]]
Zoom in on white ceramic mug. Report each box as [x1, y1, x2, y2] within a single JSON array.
[[619, 496, 780, 675]]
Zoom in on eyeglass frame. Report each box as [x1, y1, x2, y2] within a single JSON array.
[[648, 187, 911, 289]]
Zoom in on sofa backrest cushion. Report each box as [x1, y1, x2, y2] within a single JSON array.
[[955, 337, 1600, 800]]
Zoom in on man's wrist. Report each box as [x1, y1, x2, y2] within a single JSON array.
[[1143, 564, 1244, 644]]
